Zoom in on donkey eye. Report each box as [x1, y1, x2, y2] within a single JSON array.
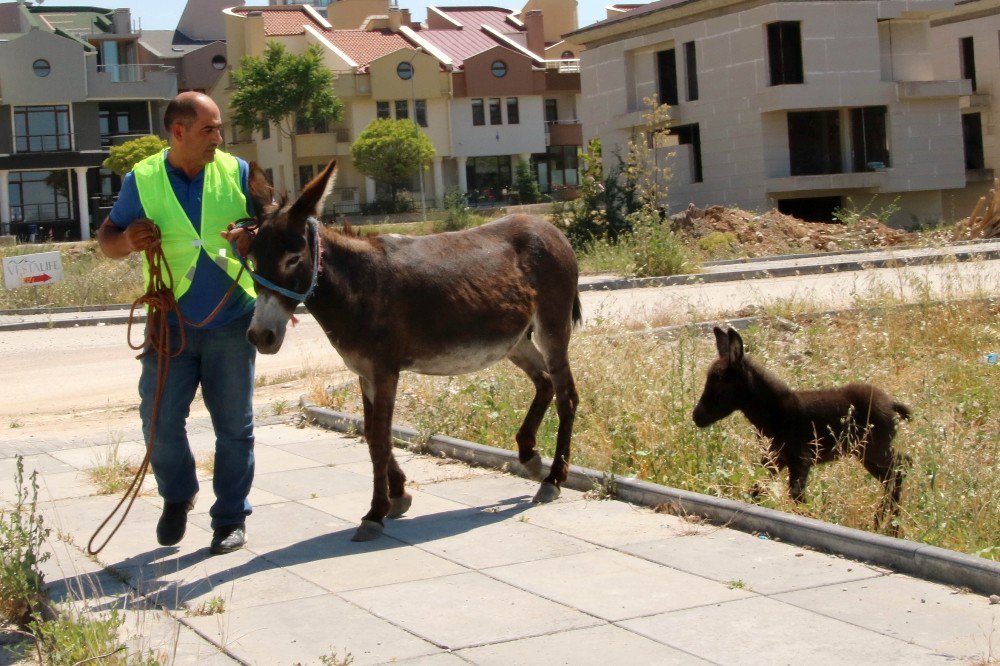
[[284, 255, 301, 270]]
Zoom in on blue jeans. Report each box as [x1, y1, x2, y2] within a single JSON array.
[[139, 312, 256, 529]]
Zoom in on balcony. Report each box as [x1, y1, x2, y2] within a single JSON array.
[[545, 120, 582, 147], [895, 79, 971, 100], [766, 170, 889, 194], [100, 132, 155, 148], [86, 62, 176, 100], [295, 129, 352, 159], [544, 59, 580, 74]]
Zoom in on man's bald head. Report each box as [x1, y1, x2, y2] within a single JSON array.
[[163, 92, 219, 133]]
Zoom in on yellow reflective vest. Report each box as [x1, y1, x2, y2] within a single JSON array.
[[132, 149, 256, 301]]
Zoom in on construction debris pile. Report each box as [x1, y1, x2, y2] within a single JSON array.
[[669, 204, 914, 258], [958, 178, 1000, 239]]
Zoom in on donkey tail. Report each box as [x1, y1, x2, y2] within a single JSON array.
[[572, 292, 583, 328], [893, 402, 912, 420]]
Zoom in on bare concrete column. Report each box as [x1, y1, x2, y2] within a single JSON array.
[[74, 167, 91, 240], [432, 157, 444, 207], [0, 170, 10, 236], [365, 176, 376, 204], [456, 156, 468, 194]]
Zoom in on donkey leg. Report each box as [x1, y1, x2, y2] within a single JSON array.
[[386, 453, 412, 519], [507, 336, 555, 481], [533, 325, 578, 504], [353, 373, 399, 541]]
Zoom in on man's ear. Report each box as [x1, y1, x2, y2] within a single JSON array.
[[247, 162, 273, 215]]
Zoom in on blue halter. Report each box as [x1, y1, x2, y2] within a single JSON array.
[[231, 216, 321, 303]]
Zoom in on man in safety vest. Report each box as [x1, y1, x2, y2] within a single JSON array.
[[98, 92, 258, 555]]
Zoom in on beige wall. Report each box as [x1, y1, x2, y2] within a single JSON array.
[[580, 0, 970, 225], [326, 0, 389, 30], [0, 30, 89, 105]]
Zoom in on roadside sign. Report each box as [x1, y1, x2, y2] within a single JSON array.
[[2, 251, 64, 289]]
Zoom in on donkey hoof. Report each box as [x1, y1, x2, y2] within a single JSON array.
[[351, 520, 384, 542], [522, 453, 544, 481], [386, 493, 413, 519], [532, 482, 561, 504]]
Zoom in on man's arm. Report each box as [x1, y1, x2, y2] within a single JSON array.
[[97, 217, 159, 259]]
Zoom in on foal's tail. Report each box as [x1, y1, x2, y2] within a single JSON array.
[[892, 402, 912, 421], [572, 292, 582, 328]]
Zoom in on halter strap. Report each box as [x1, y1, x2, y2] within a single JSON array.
[[231, 216, 321, 303]]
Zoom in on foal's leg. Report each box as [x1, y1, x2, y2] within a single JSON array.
[[532, 316, 578, 504], [507, 335, 554, 481], [863, 450, 909, 536], [751, 451, 782, 499], [787, 457, 811, 504], [354, 372, 400, 541]]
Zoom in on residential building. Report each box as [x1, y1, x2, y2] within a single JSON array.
[[0, 2, 176, 240], [213, 0, 581, 212], [930, 0, 998, 219], [570, 0, 974, 227]]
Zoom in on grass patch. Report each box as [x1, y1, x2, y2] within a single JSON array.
[[319, 299, 1000, 559], [85, 441, 142, 496], [184, 596, 225, 617]]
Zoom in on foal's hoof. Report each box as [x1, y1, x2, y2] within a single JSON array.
[[351, 520, 384, 542], [532, 482, 561, 504], [522, 453, 544, 481], [386, 493, 413, 519]]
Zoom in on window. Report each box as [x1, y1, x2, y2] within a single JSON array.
[[7, 170, 72, 223], [262, 121, 270, 140], [415, 99, 427, 127], [767, 21, 804, 85], [211, 55, 227, 70], [264, 168, 274, 186], [491, 60, 507, 77], [395, 100, 408, 120], [962, 113, 985, 170], [98, 102, 149, 146], [544, 99, 558, 123], [32, 59, 51, 77], [672, 124, 703, 182], [850, 106, 889, 171], [472, 98, 485, 126], [684, 41, 698, 102], [397, 61, 413, 80], [376, 101, 390, 119], [14, 105, 71, 152], [296, 116, 327, 134], [788, 110, 840, 175], [960, 36, 976, 92], [561, 50, 574, 59], [489, 98, 502, 125], [506, 98, 519, 125], [656, 48, 678, 105], [299, 165, 314, 190]]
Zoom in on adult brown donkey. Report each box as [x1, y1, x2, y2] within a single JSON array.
[[232, 160, 581, 541]]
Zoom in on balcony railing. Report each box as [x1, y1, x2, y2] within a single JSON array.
[[100, 132, 155, 148], [15, 134, 73, 153], [96, 63, 173, 83], [9, 202, 73, 224], [544, 59, 580, 74]]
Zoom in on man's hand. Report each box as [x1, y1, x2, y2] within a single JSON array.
[[124, 219, 160, 252], [221, 225, 252, 258]]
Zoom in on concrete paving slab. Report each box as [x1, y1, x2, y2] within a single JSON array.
[[521, 497, 701, 547], [0, 452, 75, 477], [252, 464, 372, 501], [36, 469, 97, 502], [120, 608, 241, 665], [249, 445, 321, 474], [622, 528, 888, 595], [620, 596, 952, 665], [774, 574, 1000, 660], [339, 454, 496, 487], [184, 592, 441, 665], [189, 501, 353, 552], [416, 473, 581, 507], [302, 487, 469, 524], [457, 623, 713, 665], [341, 571, 599, 650], [380, 654, 469, 666], [486, 548, 752, 622], [48, 440, 148, 470], [273, 437, 375, 466]]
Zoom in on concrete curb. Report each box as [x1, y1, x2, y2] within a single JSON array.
[[302, 403, 1000, 597]]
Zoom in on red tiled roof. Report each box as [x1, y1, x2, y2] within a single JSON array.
[[326, 29, 411, 69], [232, 6, 325, 37]]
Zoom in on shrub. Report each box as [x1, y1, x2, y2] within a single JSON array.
[[28, 607, 160, 665], [361, 191, 416, 215], [512, 160, 540, 204], [833, 196, 900, 227], [433, 188, 485, 232], [697, 231, 740, 258], [630, 209, 697, 277], [0, 456, 51, 627]]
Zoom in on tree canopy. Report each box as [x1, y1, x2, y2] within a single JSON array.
[[351, 118, 436, 195], [230, 41, 343, 137], [101, 135, 167, 176]]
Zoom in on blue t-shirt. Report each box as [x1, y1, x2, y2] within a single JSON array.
[[110, 152, 256, 328]]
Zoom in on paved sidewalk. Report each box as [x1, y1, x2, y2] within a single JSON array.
[[2, 416, 998, 665]]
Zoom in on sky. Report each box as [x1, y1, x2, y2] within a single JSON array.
[[35, 1, 610, 32]]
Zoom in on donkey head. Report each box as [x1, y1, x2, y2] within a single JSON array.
[[245, 159, 337, 354], [692, 326, 747, 427]]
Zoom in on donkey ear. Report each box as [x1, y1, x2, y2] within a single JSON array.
[[247, 162, 274, 215], [290, 159, 338, 220], [713, 326, 730, 358], [727, 328, 745, 365]]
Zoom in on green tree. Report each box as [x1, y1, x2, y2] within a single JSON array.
[[351, 118, 435, 208], [230, 41, 343, 192], [101, 135, 167, 176], [512, 160, 540, 204]]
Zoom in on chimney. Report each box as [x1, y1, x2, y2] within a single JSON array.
[[524, 10, 545, 58], [389, 6, 411, 31]]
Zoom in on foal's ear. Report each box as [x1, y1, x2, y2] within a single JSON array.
[[290, 159, 338, 220], [247, 162, 274, 215], [713, 326, 730, 358], [727, 328, 745, 365]]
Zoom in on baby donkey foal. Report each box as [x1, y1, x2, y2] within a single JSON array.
[[692, 327, 912, 534]]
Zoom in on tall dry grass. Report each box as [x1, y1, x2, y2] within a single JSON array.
[[314, 298, 1000, 560]]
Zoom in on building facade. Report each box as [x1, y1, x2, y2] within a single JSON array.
[[214, 0, 582, 212], [570, 0, 976, 227]]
